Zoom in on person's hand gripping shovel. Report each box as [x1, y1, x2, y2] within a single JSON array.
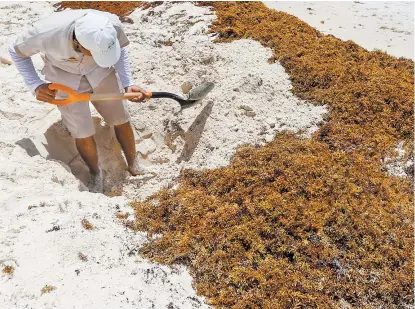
[[46, 82, 214, 109]]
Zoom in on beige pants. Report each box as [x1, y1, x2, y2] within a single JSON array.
[[57, 72, 130, 138]]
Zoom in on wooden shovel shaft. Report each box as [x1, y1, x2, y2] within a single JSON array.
[[90, 92, 146, 101]]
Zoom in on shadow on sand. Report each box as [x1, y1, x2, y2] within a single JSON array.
[[16, 117, 128, 194], [16, 101, 215, 195]]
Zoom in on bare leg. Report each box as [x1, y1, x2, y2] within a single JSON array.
[[114, 121, 156, 177], [114, 121, 136, 168], [75, 136, 99, 175]]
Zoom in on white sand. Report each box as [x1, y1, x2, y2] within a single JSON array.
[[264, 1, 414, 59], [0, 1, 412, 308], [0, 2, 326, 308]]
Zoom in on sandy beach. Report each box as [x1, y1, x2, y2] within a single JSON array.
[[0, 1, 413, 308]]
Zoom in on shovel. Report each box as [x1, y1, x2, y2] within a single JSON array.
[[47, 82, 214, 109]]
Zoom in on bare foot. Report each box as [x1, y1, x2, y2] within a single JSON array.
[[128, 157, 157, 177], [88, 167, 104, 193]]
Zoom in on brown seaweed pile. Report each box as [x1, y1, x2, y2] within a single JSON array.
[[130, 133, 413, 308], [54, 1, 159, 22], [56, 2, 414, 308]]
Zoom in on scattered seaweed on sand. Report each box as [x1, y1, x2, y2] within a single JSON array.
[[78, 252, 88, 262], [2, 265, 14, 277], [116, 212, 130, 220], [81, 219, 95, 230], [41, 285, 56, 295]]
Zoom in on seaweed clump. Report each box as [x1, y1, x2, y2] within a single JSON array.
[[41, 285, 56, 295], [131, 133, 413, 309], [2, 265, 14, 277]]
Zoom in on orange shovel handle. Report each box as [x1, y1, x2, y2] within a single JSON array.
[[47, 83, 153, 105], [48, 84, 90, 105]]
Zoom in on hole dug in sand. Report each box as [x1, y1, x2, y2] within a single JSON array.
[[17, 118, 128, 195], [15, 101, 214, 197]]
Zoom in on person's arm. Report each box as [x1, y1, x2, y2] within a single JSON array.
[[110, 14, 150, 103], [9, 41, 56, 102], [114, 47, 135, 89], [114, 47, 150, 103], [9, 24, 56, 102], [8, 42, 45, 94]]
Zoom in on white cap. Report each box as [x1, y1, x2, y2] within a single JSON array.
[[74, 13, 121, 68]]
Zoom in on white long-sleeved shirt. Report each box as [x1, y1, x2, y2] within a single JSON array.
[[114, 47, 135, 89], [9, 43, 135, 94], [9, 9, 136, 94], [9, 42, 44, 93]]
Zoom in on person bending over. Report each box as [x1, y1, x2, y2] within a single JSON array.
[[10, 9, 152, 193]]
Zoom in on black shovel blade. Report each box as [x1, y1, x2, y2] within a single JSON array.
[[151, 82, 215, 108], [187, 82, 215, 101], [178, 82, 215, 108]]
